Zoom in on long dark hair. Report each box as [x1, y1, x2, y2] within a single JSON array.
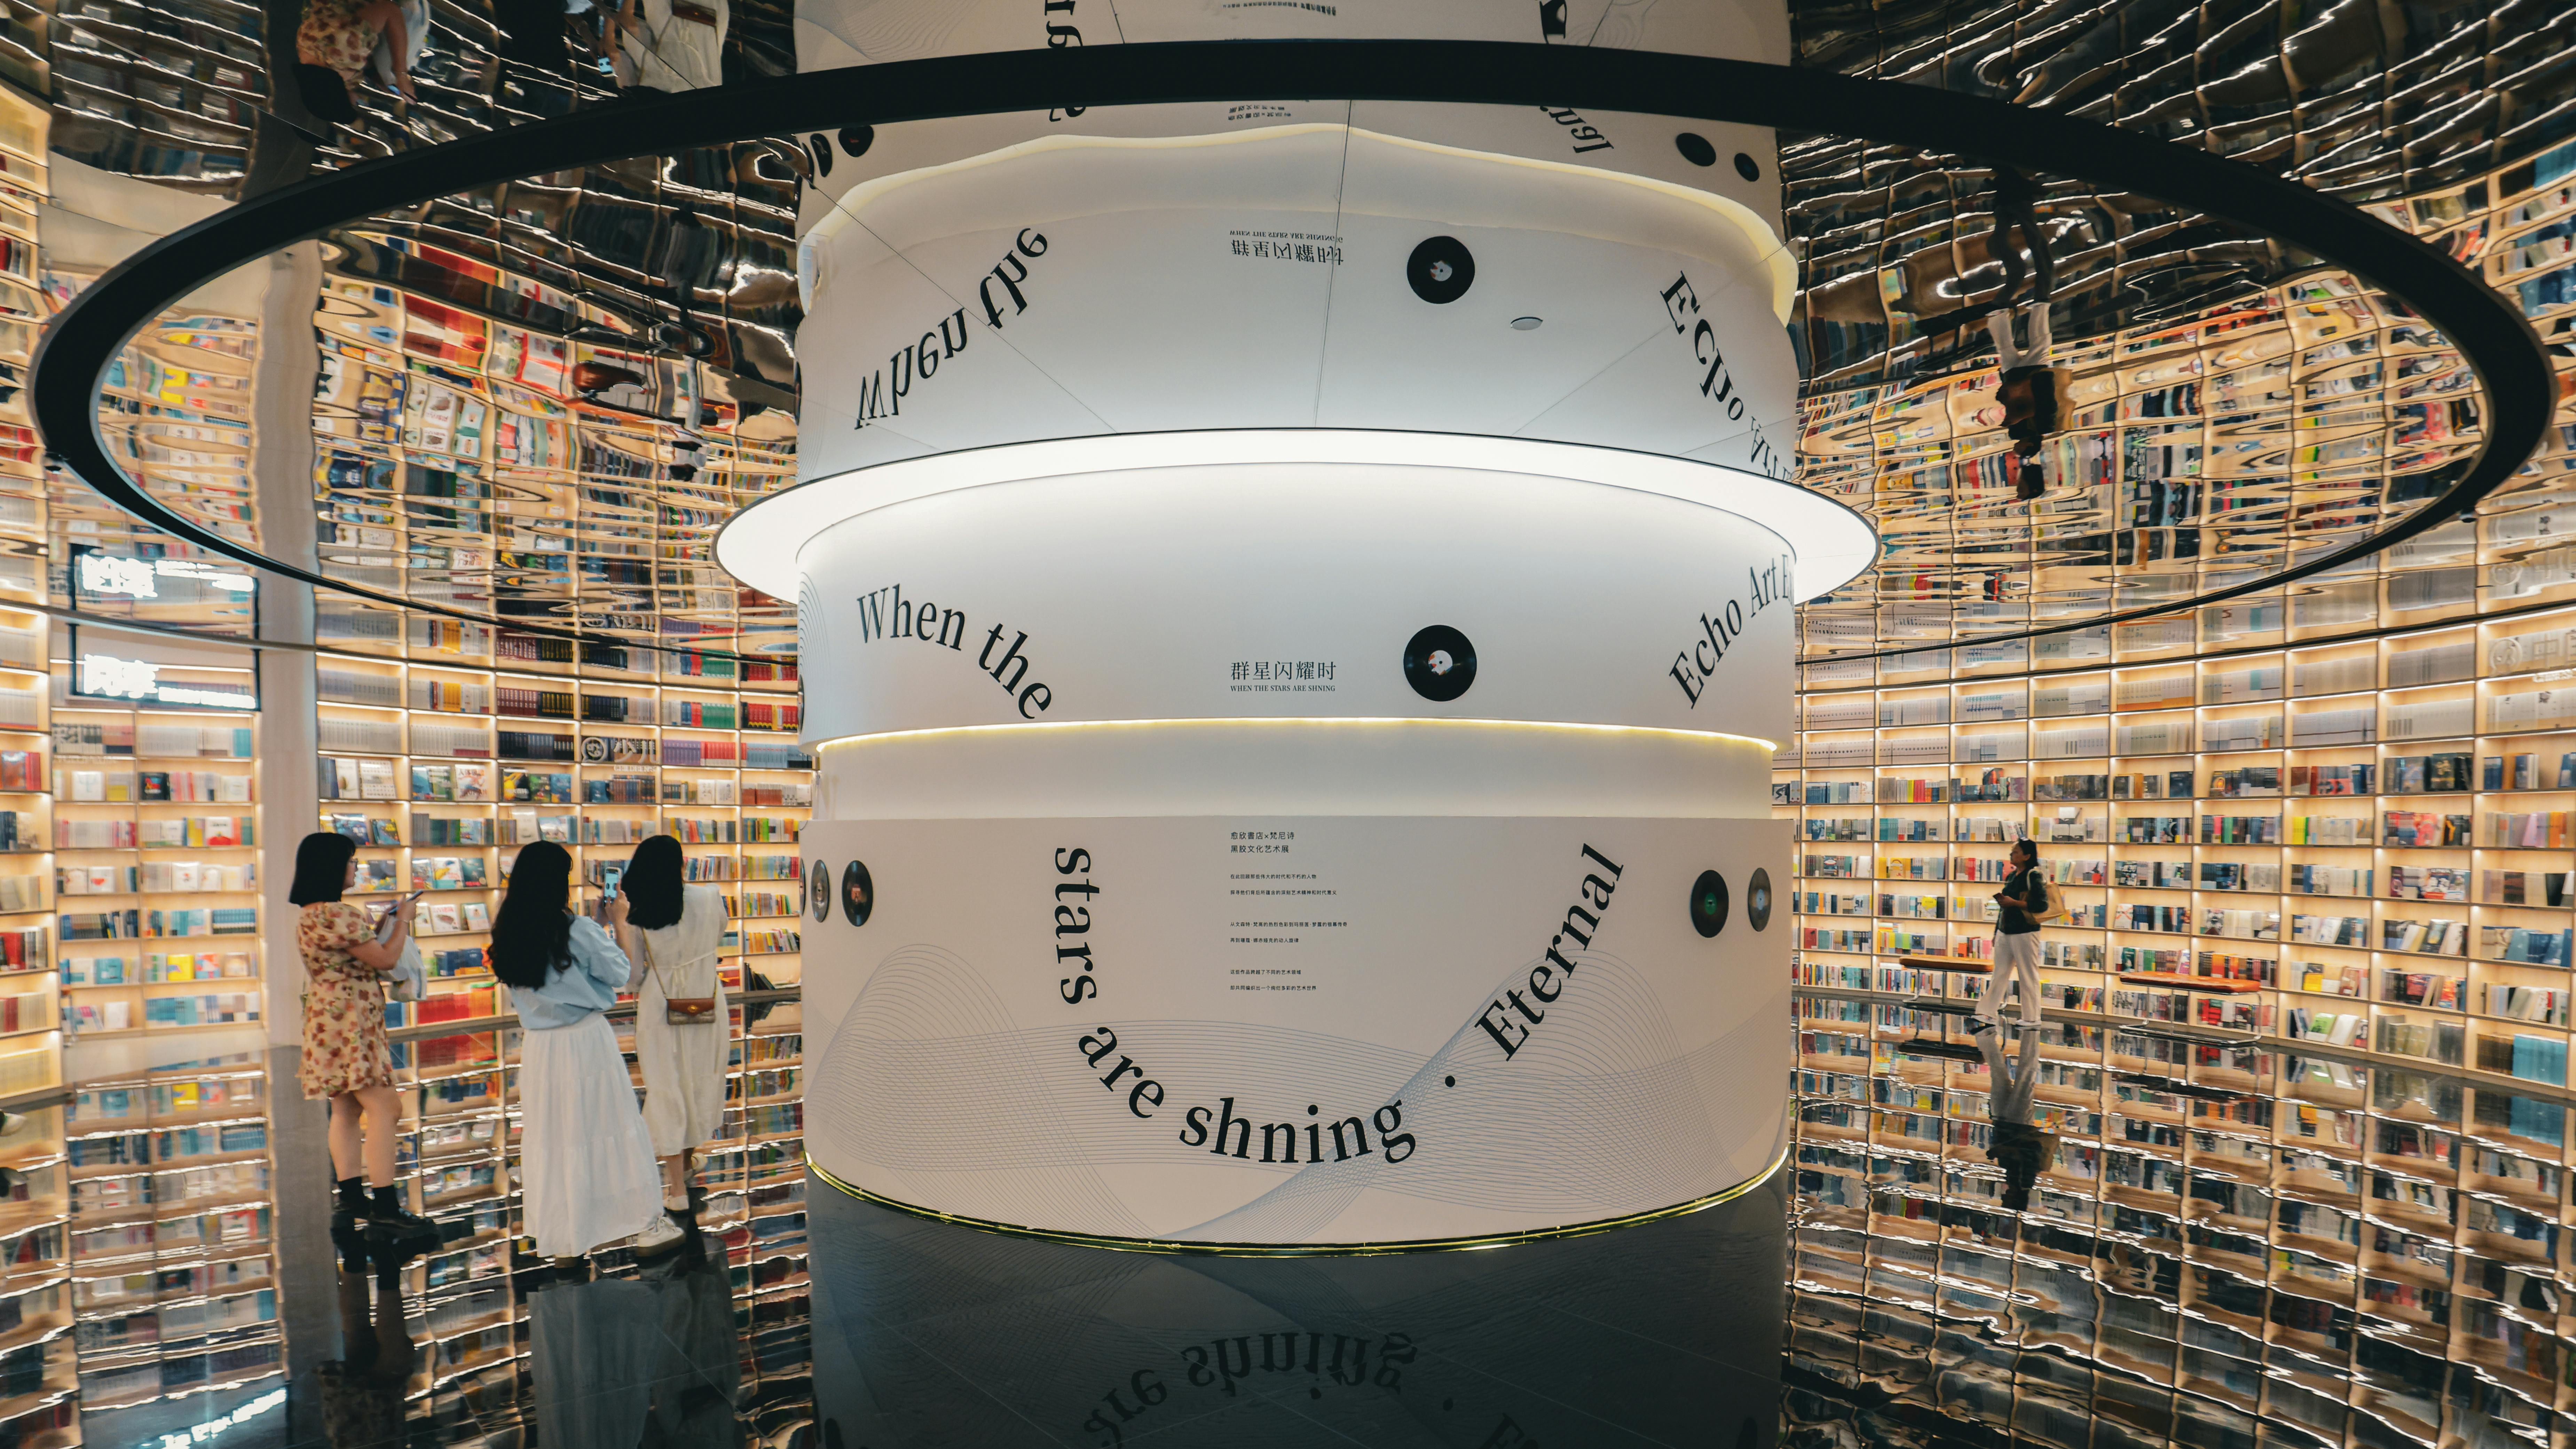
[[291, 832, 355, 905], [622, 835, 685, 931], [489, 841, 575, 990]]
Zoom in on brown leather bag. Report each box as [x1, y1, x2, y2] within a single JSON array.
[[640, 933, 716, 1025], [670, 3, 717, 25]]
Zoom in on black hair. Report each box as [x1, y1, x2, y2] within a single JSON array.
[[489, 841, 575, 990], [291, 832, 357, 905], [1987, 1121, 2048, 1211], [2010, 838, 2039, 862], [623, 835, 685, 931]]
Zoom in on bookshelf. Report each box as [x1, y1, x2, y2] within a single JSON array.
[[1785, 132, 2576, 1415], [48, 666, 261, 1046], [313, 641, 810, 1016]]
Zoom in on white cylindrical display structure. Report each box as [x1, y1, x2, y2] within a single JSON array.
[[761, 449, 1827, 1247]]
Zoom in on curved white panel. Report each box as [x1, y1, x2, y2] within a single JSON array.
[[800, 811, 1789, 1245], [790, 124, 1799, 479], [774, 460, 1809, 744]]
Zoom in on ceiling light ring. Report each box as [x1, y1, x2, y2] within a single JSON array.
[[26, 40, 2548, 662]]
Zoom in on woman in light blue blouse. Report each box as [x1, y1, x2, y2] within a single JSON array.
[[490, 841, 683, 1267]]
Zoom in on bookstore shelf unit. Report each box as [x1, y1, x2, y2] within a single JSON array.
[[1783, 140, 2576, 1423], [312, 636, 812, 1015], [45, 657, 273, 1419]]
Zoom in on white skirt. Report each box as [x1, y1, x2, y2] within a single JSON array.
[[520, 1013, 666, 1258]]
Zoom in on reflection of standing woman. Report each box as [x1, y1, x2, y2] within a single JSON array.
[[292, 833, 435, 1243], [490, 842, 682, 1263], [612, 836, 726, 1213]]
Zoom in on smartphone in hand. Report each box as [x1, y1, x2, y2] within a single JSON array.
[[376, 889, 426, 940]]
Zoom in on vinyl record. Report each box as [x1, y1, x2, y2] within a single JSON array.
[[811, 860, 831, 922], [1689, 869, 1728, 938], [1748, 868, 1773, 931], [1402, 625, 1477, 702], [1406, 236, 1475, 304], [842, 859, 874, 927]]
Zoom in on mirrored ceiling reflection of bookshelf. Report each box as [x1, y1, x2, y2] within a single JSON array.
[[47, 657, 260, 1046], [312, 643, 811, 1005]]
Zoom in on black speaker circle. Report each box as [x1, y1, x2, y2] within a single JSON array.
[[1733, 151, 1761, 182], [1690, 870, 1729, 938], [1406, 236, 1475, 304], [1748, 867, 1773, 930], [1675, 132, 1718, 167], [840, 125, 874, 157], [810, 860, 830, 922], [807, 135, 834, 176], [1401, 625, 1476, 701], [841, 859, 874, 927]]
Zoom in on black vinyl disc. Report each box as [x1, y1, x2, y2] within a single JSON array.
[[1690, 870, 1729, 938], [842, 859, 874, 927], [1748, 868, 1773, 930], [1402, 625, 1477, 701], [1406, 236, 1475, 304]]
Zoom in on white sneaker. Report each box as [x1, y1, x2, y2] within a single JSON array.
[[635, 1213, 685, 1255]]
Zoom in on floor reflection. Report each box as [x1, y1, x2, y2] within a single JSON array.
[[803, 1178, 1787, 1449]]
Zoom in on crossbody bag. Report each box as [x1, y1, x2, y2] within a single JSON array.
[[638, 929, 719, 1025]]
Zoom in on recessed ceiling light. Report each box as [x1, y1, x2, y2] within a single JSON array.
[[1510, 316, 1543, 330]]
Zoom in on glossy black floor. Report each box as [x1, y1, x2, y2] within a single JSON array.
[[197, 1152, 2545, 1449], [215, 1175, 1790, 1449]]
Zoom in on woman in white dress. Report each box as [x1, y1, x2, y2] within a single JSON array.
[[490, 841, 682, 1266], [609, 0, 724, 91], [613, 834, 728, 1212]]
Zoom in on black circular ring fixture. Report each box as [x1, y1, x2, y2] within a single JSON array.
[[1689, 869, 1728, 938], [30, 41, 2552, 663], [1402, 624, 1477, 702], [1406, 235, 1476, 304], [839, 125, 874, 156], [1747, 868, 1772, 931], [1732, 151, 1759, 182], [1675, 132, 1718, 167]]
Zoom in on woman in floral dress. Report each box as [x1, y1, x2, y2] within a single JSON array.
[[293, 0, 415, 122], [294, 832, 435, 1243]]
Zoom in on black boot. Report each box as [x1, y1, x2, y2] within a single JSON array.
[[360, 1184, 439, 1246], [330, 1211, 370, 1274]]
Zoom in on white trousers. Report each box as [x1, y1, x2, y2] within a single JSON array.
[[1988, 304, 2053, 371], [1976, 1011, 2041, 1125], [1991, 929, 2045, 1019]]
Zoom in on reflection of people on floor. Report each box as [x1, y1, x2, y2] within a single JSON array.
[[532, 1235, 742, 1449], [1974, 1018, 2049, 1213], [316, 1233, 419, 1449]]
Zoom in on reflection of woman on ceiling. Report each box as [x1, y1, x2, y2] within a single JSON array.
[[1986, 167, 2071, 503], [608, 0, 727, 93], [295, 0, 417, 121]]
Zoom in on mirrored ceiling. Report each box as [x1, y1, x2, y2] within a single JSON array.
[[13, 0, 2574, 669]]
